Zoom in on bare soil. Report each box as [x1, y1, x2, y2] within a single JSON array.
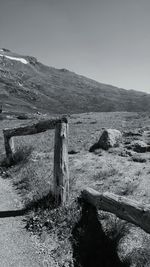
[[0, 175, 46, 267]]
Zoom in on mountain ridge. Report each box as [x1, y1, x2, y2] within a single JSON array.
[[0, 49, 150, 115]]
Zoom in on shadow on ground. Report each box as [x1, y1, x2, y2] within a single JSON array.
[[72, 203, 128, 267], [0, 209, 27, 218]]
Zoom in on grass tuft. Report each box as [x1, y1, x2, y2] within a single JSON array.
[[93, 168, 118, 181], [13, 146, 33, 165], [0, 146, 33, 168]]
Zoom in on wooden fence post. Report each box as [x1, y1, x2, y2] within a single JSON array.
[[54, 121, 69, 205], [3, 135, 15, 165]]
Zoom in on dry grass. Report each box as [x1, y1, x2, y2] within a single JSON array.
[[1, 146, 33, 168], [1, 112, 150, 266]]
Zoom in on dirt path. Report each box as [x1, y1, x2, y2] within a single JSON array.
[[0, 176, 45, 267]]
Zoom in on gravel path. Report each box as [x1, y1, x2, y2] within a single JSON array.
[[0, 176, 45, 267]]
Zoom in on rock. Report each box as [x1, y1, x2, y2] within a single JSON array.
[[127, 140, 150, 153], [98, 129, 122, 150], [17, 114, 28, 120], [131, 155, 147, 163], [68, 149, 79, 155], [89, 129, 122, 152], [117, 148, 135, 157], [89, 142, 101, 152], [123, 130, 142, 137]]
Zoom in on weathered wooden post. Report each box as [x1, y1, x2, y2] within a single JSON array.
[[3, 134, 15, 165], [53, 121, 69, 205]]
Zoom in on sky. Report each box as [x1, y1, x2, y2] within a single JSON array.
[[0, 0, 150, 93]]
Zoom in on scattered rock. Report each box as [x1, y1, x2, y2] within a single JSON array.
[[127, 140, 150, 153], [118, 148, 135, 158], [89, 129, 122, 152], [90, 121, 97, 124], [75, 121, 82, 125], [59, 68, 69, 72], [143, 131, 150, 137], [17, 114, 28, 120], [68, 150, 79, 155], [123, 130, 142, 137], [131, 155, 147, 163]]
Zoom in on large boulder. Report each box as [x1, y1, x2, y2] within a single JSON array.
[[98, 129, 122, 150], [89, 129, 122, 152]]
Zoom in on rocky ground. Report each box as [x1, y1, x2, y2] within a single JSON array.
[[1, 111, 150, 266]]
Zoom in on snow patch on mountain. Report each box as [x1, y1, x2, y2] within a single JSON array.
[[0, 54, 28, 64], [0, 48, 11, 52]]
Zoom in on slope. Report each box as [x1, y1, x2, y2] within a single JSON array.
[[0, 48, 150, 115]]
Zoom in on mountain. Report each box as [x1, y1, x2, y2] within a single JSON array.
[[0, 48, 150, 115]]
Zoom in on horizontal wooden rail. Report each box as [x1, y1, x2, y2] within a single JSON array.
[[82, 187, 150, 234], [3, 116, 68, 138]]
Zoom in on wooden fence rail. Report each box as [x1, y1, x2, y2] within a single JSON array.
[[3, 116, 69, 205], [82, 187, 150, 234], [3, 117, 68, 138]]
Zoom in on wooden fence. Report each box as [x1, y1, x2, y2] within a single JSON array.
[[82, 187, 150, 234], [3, 116, 69, 205], [4, 117, 149, 233]]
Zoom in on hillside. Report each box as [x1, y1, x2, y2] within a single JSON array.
[[0, 48, 150, 115]]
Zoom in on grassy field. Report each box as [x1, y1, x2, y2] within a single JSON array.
[[1, 111, 150, 266]]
